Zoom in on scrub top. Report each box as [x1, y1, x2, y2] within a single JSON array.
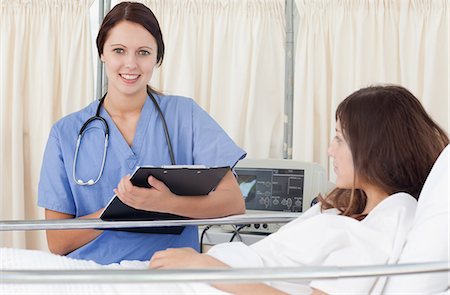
[[38, 94, 246, 265]]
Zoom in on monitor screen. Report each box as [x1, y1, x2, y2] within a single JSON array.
[[236, 168, 305, 212]]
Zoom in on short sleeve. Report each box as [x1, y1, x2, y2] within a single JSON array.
[[37, 127, 76, 215], [191, 102, 246, 168]]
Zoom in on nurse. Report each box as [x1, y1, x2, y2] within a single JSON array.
[[38, 2, 246, 265]]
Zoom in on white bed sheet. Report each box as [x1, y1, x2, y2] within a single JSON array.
[[0, 247, 228, 295]]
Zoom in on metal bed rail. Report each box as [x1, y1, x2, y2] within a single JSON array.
[[0, 213, 300, 231], [1, 261, 448, 284]]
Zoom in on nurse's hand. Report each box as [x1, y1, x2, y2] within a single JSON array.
[[114, 175, 175, 212], [148, 247, 229, 269]]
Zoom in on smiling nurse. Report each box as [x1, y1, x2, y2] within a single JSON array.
[[37, 2, 246, 265]]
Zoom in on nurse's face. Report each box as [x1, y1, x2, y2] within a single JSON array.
[[101, 20, 157, 98], [328, 120, 356, 189]]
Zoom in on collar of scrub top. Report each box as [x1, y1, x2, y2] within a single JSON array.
[[72, 90, 176, 186]]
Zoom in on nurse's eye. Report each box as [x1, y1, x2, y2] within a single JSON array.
[[138, 50, 150, 56], [334, 135, 342, 143], [113, 48, 125, 54]]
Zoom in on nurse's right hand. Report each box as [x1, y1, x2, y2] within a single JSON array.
[[114, 174, 175, 213]]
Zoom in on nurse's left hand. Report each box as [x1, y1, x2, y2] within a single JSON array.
[[148, 248, 229, 269], [114, 175, 175, 212]]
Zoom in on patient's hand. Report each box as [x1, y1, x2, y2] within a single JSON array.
[[148, 248, 229, 269]]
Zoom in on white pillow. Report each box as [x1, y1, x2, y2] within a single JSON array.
[[383, 145, 449, 293]]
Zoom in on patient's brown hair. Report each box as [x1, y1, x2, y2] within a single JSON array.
[[320, 85, 449, 220]]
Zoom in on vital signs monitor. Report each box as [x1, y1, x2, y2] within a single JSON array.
[[230, 159, 331, 233]]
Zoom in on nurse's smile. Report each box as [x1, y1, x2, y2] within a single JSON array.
[[120, 73, 140, 83]]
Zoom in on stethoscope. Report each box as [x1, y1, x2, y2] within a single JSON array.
[[72, 90, 175, 186]]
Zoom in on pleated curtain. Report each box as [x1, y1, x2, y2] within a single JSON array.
[[292, 0, 449, 180], [138, 0, 286, 159], [0, 0, 94, 249]]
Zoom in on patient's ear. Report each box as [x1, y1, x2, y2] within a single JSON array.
[[383, 145, 449, 293]]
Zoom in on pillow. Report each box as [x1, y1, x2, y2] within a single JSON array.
[[383, 145, 449, 293]]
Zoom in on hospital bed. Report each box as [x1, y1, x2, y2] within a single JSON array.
[[0, 145, 449, 294]]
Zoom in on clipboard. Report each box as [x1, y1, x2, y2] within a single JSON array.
[[100, 166, 230, 234]]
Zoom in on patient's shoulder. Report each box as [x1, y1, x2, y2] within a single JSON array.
[[363, 192, 417, 235], [369, 192, 417, 217]]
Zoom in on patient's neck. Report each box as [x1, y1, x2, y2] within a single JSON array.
[[362, 184, 388, 214]]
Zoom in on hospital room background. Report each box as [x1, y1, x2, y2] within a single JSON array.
[[0, 0, 448, 252]]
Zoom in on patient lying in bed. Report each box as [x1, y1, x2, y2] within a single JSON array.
[[1, 85, 448, 295], [0, 193, 417, 294], [0, 195, 445, 294]]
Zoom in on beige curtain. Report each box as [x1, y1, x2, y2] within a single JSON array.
[[0, 0, 94, 249], [135, 0, 286, 158], [292, 0, 449, 179]]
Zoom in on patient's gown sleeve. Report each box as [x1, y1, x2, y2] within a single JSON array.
[[208, 193, 416, 295], [206, 202, 324, 268]]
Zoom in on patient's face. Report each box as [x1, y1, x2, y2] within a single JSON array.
[[328, 120, 355, 189]]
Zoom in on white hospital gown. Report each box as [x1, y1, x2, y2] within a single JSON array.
[[208, 192, 417, 294], [0, 192, 416, 295]]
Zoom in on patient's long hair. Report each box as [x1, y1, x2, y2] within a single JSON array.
[[320, 85, 449, 220]]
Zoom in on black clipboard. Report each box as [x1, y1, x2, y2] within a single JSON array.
[[100, 166, 230, 234]]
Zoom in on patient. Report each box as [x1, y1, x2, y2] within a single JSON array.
[[1, 85, 448, 295], [147, 85, 449, 294]]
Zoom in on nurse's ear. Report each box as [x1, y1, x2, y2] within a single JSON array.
[[100, 54, 105, 63]]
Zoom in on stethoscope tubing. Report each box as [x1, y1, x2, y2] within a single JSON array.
[[72, 133, 109, 186], [72, 91, 175, 186]]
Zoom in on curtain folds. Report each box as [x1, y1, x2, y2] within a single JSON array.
[[138, 0, 286, 158], [292, 0, 449, 179], [0, 0, 94, 249]]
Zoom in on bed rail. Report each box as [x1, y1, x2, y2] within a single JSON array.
[[0, 213, 300, 231], [1, 261, 448, 284]]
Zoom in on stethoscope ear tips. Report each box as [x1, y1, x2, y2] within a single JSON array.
[[87, 179, 95, 185], [77, 179, 84, 184]]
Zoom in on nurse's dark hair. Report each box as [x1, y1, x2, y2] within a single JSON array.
[[96, 1, 164, 66], [320, 85, 449, 220]]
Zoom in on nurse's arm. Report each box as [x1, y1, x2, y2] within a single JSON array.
[[45, 209, 103, 255], [116, 170, 245, 218], [168, 170, 245, 217]]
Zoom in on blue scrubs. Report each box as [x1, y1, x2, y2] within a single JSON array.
[[38, 94, 246, 265]]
